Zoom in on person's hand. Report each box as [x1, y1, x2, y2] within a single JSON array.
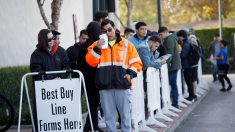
[[124, 74, 131, 84], [161, 60, 167, 65], [213, 57, 218, 60], [54, 77, 61, 80], [96, 38, 105, 48]]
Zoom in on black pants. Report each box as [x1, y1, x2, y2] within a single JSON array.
[[183, 67, 197, 98], [83, 80, 100, 131], [218, 64, 231, 88]]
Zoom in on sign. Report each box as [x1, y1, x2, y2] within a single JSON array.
[[35, 78, 82, 132]]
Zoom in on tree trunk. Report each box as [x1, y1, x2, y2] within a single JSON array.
[[37, 0, 51, 29], [126, 0, 133, 28], [50, 0, 63, 31]]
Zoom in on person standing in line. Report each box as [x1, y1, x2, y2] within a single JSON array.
[[137, 35, 164, 70], [128, 21, 148, 47], [86, 19, 142, 132], [82, 22, 104, 132], [158, 27, 181, 108], [93, 11, 109, 25], [177, 30, 198, 102], [124, 28, 135, 39], [30, 29, 70, 132], [209, 33, 221, 82], [68, 23, 103, 132], [214, 40, 233, 91], [67, 29, 88, 75], [136, 35, 165, 119]]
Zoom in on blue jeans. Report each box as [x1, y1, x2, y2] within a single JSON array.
[[99, 89, 131, 132], [211, 63, 218, 80], [168, 70, 179, 108]]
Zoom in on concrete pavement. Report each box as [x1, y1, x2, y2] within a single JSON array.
[[175, 75, 235, 132]]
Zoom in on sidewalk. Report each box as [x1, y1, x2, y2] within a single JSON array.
[[11, 75, 214, 132], [175, 74, 235, 132]]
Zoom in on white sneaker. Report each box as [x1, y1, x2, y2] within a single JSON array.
[[98, 110, 106, 128]]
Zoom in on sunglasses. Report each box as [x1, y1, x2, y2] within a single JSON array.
[[102, 28, 113, 33], [48, 37, 55, 42]]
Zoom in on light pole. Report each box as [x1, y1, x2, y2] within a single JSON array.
[[157, 0, 163, 28], [218, 0, 222, 39]]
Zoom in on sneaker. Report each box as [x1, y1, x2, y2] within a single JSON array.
[[213, 78, 218, 82], [220, 88, 226, 92], [185, 96, 193, 101], [227, 84, 233, 91], [98, 118, 106, 128], [96, 128, 104, 132], [192, 95, 198, 102]]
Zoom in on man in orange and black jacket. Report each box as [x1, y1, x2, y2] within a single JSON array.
[[86, 19, 142, 132]]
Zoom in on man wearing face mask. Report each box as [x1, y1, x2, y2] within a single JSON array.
[[86, 19, 142, 132]]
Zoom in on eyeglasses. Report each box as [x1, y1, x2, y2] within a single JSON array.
[[102, 28, 113, 33], [48, 37, 55, 42]]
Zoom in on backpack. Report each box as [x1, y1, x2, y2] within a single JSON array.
[[187, 44, 201, 66]]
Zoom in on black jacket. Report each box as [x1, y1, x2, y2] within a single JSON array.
[[67, 43, 87, 76], [30, 46, 70, 81], [67, 40, 97, 87]]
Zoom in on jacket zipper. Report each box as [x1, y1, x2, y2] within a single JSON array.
[[110, 44, 113, 88]]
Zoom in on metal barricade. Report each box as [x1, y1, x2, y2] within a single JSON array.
[[17, 70, 93, 132]]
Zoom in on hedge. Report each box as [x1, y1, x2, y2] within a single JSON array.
[[0, 66, 31, 124], [195, 26, 235, 58]]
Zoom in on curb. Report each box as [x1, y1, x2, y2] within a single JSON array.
[[166, 86, 211, 132]]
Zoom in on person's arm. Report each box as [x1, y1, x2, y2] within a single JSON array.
[[164, 38, 175, 64], [180, 42, 190, 59], [138, 48, 161, 69], [85, 41, 101, 67], [126, 42, 143, 78], [61, 48, 70, 70], [66, 47, 77, 68], [214, 51, 224, 60], [59, 48, 70, 79], [30, 51, 43, 81]]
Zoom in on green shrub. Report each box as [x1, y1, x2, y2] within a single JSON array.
[[195, 27, 235, 58], [0, 66, 32, 124]]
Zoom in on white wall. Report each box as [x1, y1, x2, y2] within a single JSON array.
[[0, 0, 92, 67]]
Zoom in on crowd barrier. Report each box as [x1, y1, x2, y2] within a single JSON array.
[[160, 64, 181, 116], [130, 64, 179, 131], [131, 72, 155, 132], [197, 59, 209, 91], [145, 67, 167, 127]]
